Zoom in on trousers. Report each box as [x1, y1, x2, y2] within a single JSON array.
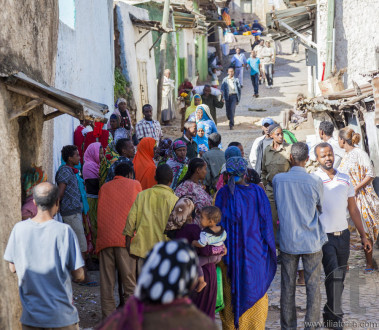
[[99, 247, 138, 318], [250, 73, 259, 95], [225, 94, 238, 128], [235, 66, 244, 86], [280, 250, 323, 329], [322, 229, 350, 323], [265, 64, 273, 86]]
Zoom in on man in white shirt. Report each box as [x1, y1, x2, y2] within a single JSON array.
[[314, 142, 371, 329], [310, 121, 345, 167], [249, 117, 274, 172], [231, 48, 247, 87]]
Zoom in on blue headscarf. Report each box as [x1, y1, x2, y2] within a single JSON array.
[[60, 158, 89, 215], [194, 122, 209, 152], [226, 156, 247, 194], [225, 146, 241, 160]]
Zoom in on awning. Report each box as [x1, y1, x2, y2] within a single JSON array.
[[3, 72, 109, 122], [130, 13, 171, 32]]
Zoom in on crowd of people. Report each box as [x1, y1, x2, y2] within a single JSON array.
[[5, 85, 379, 330]]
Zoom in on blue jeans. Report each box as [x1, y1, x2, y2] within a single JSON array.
[[250, 73, 259, 95], [265, 64, 273, 86], [225, 94, 238, 128], [322, 229, 350, 323], [280, 250, 323, 329]]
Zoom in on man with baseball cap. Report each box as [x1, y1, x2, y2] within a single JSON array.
[[249, 117, 274, 175]]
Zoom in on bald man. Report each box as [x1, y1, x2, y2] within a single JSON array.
[[4, 182, 85, 329]]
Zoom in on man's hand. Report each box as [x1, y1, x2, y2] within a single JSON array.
[[125, 236, 132, 254], [361, 236, 372, 253]]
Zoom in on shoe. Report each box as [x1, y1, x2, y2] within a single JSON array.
[[255, 94, 259, 98], [241, 85, 243, 88], [229, 126, 234, 130]]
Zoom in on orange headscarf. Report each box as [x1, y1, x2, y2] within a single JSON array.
[[133, 137, 157, 190]]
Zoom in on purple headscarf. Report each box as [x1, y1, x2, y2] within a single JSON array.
[[83, 142, 102, 180]]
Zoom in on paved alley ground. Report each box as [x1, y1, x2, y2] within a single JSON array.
[[74, 40, 379, 329]]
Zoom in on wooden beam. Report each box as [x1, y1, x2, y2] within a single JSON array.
[[9, 98, 43, 120], [43, 111, 64, 121], [6, 84, 78, 118]]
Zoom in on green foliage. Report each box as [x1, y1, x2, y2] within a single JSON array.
[[114, 68, 132, 102]]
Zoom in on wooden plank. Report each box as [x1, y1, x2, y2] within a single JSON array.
[[9, 98, 43, 120], [43, 111, 64, 121], [6, 84, 78, 118]]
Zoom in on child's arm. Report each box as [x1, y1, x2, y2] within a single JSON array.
[[192, 240, 205, 248]]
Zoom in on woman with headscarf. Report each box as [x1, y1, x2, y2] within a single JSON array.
[[215, 156, 277, 329], [108, 98, 133, 134], [166, 140, 189, 190], [190, 105, 217, 139], [83, 142, 104, 248], [133, 137, 157, 190], [175, 158, 212, 225], [154, 138, 173, 166], [164, 199, 225, 320], [21, 166, 47, 220], [97, 240, 218, 330], [261, 124, 291, 239], [193, 122, 209, 155], [338, 128, 379, 273], [185, 94, 202, 120]]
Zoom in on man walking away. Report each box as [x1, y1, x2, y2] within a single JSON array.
[[231, 48, 247, 87], [309, 121, 345, 168], [201, 85, 224, 125], [314, 143, 371, 330], [273, 142, 326, 329], [175, 121, 198, 160], [106, 138, 135, 182], [97, 163, 142, 318], [135, 104, 162, 142], [4, 183, 85, 329], [247, 50, 261, 98], [123, 164, 178, 275], [161, 69, 175, 125], [202, 133, 225, 194], [249, 117, 274, 170], [260, 41, 275, 88], [221, 67, 241, 130]]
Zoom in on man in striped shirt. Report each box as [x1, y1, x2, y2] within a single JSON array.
[[135, 104, 162, 142]]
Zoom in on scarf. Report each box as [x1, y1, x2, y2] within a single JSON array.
[[22, 166, 47, 198], [193, 122, 209, 152], [195, 104, 215, 123], [165, 197, 195, 233], [133, 137, 157, 190], [166, 141, 189, 190], [83, 142, 101, 180], [185, 94, 202, 120], [226, 156, 248, 194], [154, 138, 173, 164]]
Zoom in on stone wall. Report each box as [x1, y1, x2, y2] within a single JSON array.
[[317, 0, 379, 87], [0, 1, 58, 328]]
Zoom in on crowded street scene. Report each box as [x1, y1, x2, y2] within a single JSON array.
[[1, 0, 379, 329]]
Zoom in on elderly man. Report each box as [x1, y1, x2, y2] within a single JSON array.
[[135, 104, 162, 142], [201, 85, 224, 125], [273, 142, 325, 330], [162, 69, 175, 125], [4, 182, 85, 329], [314, 143, 371, 329], [202, 133, 225, 194]]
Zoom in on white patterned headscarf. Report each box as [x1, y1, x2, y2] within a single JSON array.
[[134, 240, 198, 304]]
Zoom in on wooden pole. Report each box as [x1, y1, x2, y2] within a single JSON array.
[[156, 0, 170, 122]]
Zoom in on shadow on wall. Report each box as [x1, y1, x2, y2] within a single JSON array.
[[334, 0, 348, 86]]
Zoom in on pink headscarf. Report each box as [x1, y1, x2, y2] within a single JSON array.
[[83, 142, 102, 180]]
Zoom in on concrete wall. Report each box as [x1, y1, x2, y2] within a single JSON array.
[[115, 2, 158, 122], [0, 2, 59, 328], [53, 0, 115, 177], [317, 0, 379, 87], [231, 0, 286, 24], [178, 29, 197, 82]]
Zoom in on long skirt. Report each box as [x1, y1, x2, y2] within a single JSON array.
[[219, 262, 268, 330]]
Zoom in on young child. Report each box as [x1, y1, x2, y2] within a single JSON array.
[[192, 206, 226, 292], [193, 123, 209, 156]]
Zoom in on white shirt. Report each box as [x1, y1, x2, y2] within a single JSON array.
[[227, 77, 236, 94], [249, 135, 265, 167], [314, 169, 355, 233]]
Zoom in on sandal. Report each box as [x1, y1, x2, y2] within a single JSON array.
[[296, 279, 305, 286], [364, 268, 374, 274]]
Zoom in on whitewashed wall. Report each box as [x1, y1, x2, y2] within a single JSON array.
[[115, 2, 157, 122], [177, 29, 196, 80], [53, 0, 114, 176], [317, 0, 379, 88]]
